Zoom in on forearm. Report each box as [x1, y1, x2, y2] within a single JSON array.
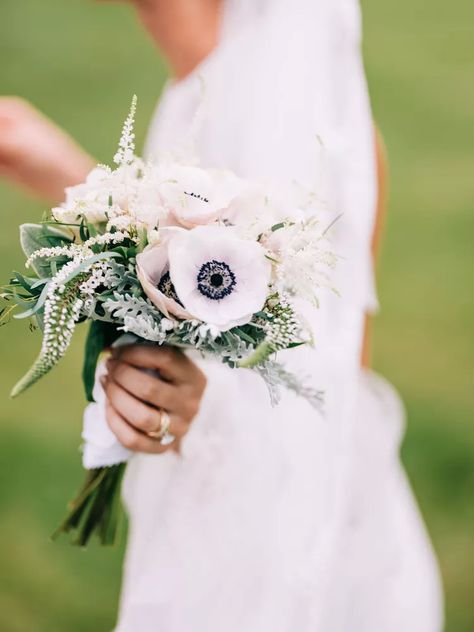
[[361, 125, 388, 368], [0, 96, 95, 206], [3, 149, 95, 206]]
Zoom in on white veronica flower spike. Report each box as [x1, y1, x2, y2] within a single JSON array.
[[159, 165, 243, 228], [167, 225, 272, 331], [136, 227, 193, 320]]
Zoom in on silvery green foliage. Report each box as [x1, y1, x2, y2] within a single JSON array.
[[122, 314, 167, 343], [171, 321, 253, 361], [77, 259, 143, 322], [103, 292, 158, 324], [97, 287, 315, 405], [102, 291, 255, 362], [106, 260, 142, 293], [255, 361, 324, 410], [103, 292, 167, 343]]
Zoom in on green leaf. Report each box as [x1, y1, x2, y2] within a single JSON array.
[[87, 222, 98, 238], [286, 341, 306, 349], [271, 222, 286, 232], [79, 221, 89, 242], [82, 321, 120, 402], [233, 327, 258, 345], [136, 226, 148, 253], [13, 281, 51, 320], [20, 223, 72, 277], [237, 341, 275, 368], [13, 272, 31, 291]]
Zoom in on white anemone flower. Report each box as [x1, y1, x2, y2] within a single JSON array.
[[159, 165, 244, 228], [136, 227, 193, 320], [167, 225, 271, 331]]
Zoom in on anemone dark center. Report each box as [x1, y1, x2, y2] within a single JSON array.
[[158, 271, 182, 305], [197, 260, 236, 300], [210, 273, 223, 287]]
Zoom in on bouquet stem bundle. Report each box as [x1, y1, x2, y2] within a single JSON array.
[[53, 464, 126, 546]]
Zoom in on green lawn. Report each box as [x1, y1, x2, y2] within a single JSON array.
[[0, 1, 473, 630]]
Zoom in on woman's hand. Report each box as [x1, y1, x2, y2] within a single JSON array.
[[102, 345, 207, 454], [0, 96, 95, 204]]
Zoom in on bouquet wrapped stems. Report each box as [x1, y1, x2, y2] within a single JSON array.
[[53, 463, 126, 547]]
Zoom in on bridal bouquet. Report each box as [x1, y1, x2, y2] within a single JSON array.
[[1, 97, 337, 545]]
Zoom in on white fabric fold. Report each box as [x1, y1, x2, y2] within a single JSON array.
[[82, 361, 132, 469]]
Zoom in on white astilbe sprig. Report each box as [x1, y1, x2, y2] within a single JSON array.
[[270, 218, 339, 305], [114, 95, 137, 166]]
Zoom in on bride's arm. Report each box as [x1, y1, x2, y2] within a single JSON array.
[[361, 126, 388, 367], [0, 97, 94, 204]]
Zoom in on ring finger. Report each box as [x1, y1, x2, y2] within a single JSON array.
[[102, 376, 189, 439], [105, 400, 175, 455]]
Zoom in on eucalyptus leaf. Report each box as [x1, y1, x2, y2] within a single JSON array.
[[20, 223, 73, 277], [13, 281, 51, 320], [13, 271, 38, 292]]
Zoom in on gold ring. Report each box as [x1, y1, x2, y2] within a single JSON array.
[[147, 409, 171, 440]]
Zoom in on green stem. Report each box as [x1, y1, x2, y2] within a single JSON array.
[[52, 463, 127, 547]]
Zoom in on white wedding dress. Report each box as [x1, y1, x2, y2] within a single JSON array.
[[102, 1, 444, 630]]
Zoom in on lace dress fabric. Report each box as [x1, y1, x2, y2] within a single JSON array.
[[111, 1, 443, 629]]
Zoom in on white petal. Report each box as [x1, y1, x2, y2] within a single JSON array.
[[168, 225, 271, 330]]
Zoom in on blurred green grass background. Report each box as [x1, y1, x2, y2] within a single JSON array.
[[0, 0, 472, 630]]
